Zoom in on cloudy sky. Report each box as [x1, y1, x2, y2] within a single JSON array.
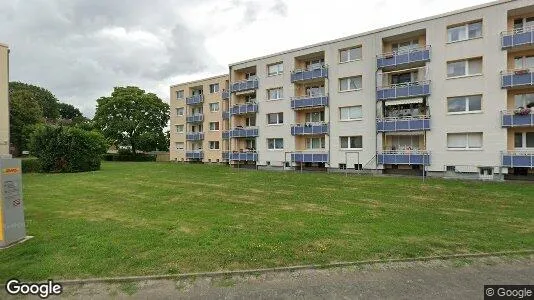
[[0, 0, 492, 118]]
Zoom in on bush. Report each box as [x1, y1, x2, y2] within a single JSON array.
[[21, 157, 40, 173], [29, 125, 108, 173], [102, 153, 156, 162]]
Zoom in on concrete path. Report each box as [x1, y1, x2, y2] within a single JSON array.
[[5, 255, 534, 299]]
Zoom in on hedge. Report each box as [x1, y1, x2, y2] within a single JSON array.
[[21, 157, 40, 173], [102, 153, 156, 162]]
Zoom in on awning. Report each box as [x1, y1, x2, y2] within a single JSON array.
[[385, 98, 423, 106]]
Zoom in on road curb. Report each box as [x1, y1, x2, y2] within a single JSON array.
[[14, 250, 534, 286]]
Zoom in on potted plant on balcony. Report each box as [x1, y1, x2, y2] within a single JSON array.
[[515, 107, 531, 116]]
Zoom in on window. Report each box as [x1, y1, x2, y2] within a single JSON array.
[[447, 58, 482, 78], [175, 142, 184, 150], [306, 137, 325, 149], [245, 72, 257, 80], [267, 112, 283, 125], [209, 102, 219, 112], [245, 116, 256, 127], [176, 107, 184, 116], [305, 111, 325, 123], [514, 17, 534, 31], [514, 93, 534, 109], [391, 40, 419, 53], [267, 138, 284, 150], [339, 163, 347, 170], [446, 165, 456, 172], [339, 46, 362, 63], [209, 83, 219, 93], [339, 106, 363, 120], [306, 59, 324, 70], [339, 76, 362, 91], [267, 62, 283, 76], [447, 21, 482, 42], [209, 122, 219, 131], [447, 132, 483, 150], [340, 136, 363, 149], [514, 55, 534, 69], [246, 139, 256, 150], [267, 88, 283, 100], [305, 86, 325, 97], [447, 95, 482, 113], [176, 90, 184, 99], [192, 89, 202, 95], [176, 125, 184, 133], [514, 132, 534, 149], [209, 141, 220, 150]]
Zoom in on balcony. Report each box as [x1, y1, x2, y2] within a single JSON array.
[[186, 150, 203, 160], [377, 150, 430, 165], [501, 110, 534, 127], [228, 127, 259, 138], [230, 79, 258, 93], [222, 151, 230, 160], [222, 90, 230, 100], [291, 95, 328, 110], [291, 123, 329, 135], [229, 152, 258, 161], [291, 66, 328, 83], [186, 94, 204, 105], [501, 69, 534, 89], [377, 46, 431, 69], [377, 116, 430, 132], [222, 131, 230, 139], [502, 151, 534, 168], [186, 114, 204, 123], [230, 103, 258, 115], [501, 26, 534, 49], [291, 152, 329, 163], [186, 132, 204, 141], [376, 81, 431, 101], [223, 111, 230, 120]]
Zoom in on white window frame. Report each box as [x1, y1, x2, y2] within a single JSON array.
[[305, 111, 325, 123], [209, 141, 220, 150], [209, 102, 220, 112], [175, 142, 184, 150], [267, 138, 284, 150], [339, 46, 362, 63], [340, 136, 363, 150], [267, 112, 283, 125], [267, 62, 284, 76], [339, 106, 363, 121], [447, 132, 483, 150], [446, 57, 483, 78], [339, 76, 362, 92], [176, 90, 184, 99], [209, 83, 219, 94], [447, 20, 483, 43], [176, 125, 184, 133], [209, 122, 219, 131], [267, 88, 283, 100], [447, 95, 482, 114], [176, 107, 184, 116], [306, 137, 326, 149], [514, 132, 534, 149]]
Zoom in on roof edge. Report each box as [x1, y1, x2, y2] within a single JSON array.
[[170, 73, 229, 88]]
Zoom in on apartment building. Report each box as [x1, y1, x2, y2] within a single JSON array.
[[170, 75, 230, 163], [0, 43, 8, 156], [171, 0, 534, 179]]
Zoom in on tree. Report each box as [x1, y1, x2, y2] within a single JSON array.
[[29, 125, 108, 173], [58, 102, 84, 121], [9, 82, 60, 120], [137, 130, 170, 152], [9, 89, 44, 155], [93, 86, 169, 155]]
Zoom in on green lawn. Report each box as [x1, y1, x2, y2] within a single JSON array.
[[1, 162, 533, 281]]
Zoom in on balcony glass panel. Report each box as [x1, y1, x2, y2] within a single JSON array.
[[502, 151, 534, 168], [291, 152, 328, 163], [377, 46, 431, 69], [377, 150, 430, 165], [291, 66, 328, 82], [291, 95, 329, 109], [186, 94, 204, 105], [501, 70, 534, 88], [291, 123, 329, 135], [376, 81, 431, 101], [376, 116, 430, 132]]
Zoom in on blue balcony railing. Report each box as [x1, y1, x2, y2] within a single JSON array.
[[228, 127, 259, 138], [222, 90, 230, 100], [230, 79, 258, 93], [223, 111, 230, 120], [376, 81, 431, 101], [501, 26, 534, 49], [291, 123, 329, 135], [291, 66, 328, 82], [376, 116, 430, 132], [501, 110, 534, 127], [222, 131, 230, 139], [377, 46, 431, 69], [230, 103, 258, 115], [186, 150, 203, 160], [186, 114, 204, 123], [290, 95, 328, 109], [377, 150, 430, 165], [229, 152, 258, 161], [186, 132, 204, 141], [501, 69, 534, 89], [186, 94, 204, 105], [222, 151, 230, 160], [502, 151, 534, 168], [291, 152, 328, 163]]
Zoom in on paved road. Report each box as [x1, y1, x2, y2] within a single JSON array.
[[5, 256, 534, 299]]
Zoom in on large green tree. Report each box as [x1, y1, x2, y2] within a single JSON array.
[[9, 89, 44, 155], [93, 86, 169, 155], [9, 82, 60, 120]]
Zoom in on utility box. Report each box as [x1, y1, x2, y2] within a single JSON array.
[[0, 158, 26, 248]]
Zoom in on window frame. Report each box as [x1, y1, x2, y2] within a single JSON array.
[[339, 46, 362, 63], [267, 87, 283, 100], [339, 76, 362, 92], [209, 141, 220, 150], [514, 132, 534, 149], [175, 142, 184, 150], [267, 62, 284, 77], [267, 138, 284, 150], [176, 90, 184, 99], [209, 102, 220, 112], [447, 95, 482, 114], [447, 20, 483, 43], [446, 57, 483, 78], [266, 112, 284, 125], [209, 83, 219, 94], [446, 132, 483, 150], [305, 137, 326, 149], [340, 136, 363, 150], [339, 105, 363, 121], [176, 107, 185, 116], [176, 125, 184, 133], [209, 122, 220, 131]]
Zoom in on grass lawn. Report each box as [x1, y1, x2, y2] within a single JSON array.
[[0, 162, 533, 281]]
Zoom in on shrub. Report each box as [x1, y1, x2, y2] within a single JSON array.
[[101, 153, 156, 162], [29, 125, 108, 173], [21, 157, 40, 173]]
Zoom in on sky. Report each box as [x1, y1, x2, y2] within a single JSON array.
[[0, 0, 493, 118]]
